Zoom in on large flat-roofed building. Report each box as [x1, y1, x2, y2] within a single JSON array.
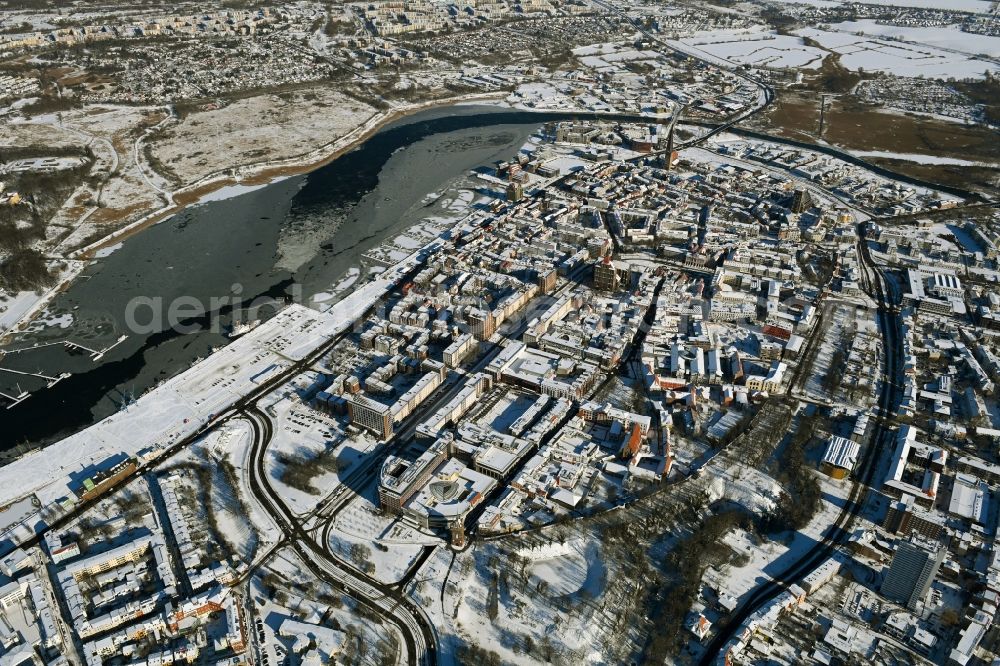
[[488, 342, 598, 400], [378, 439, 449, 513], [472, 445, 522, 479], [821, 436, 860, 480], [882, 425, 946, 508], [487, 340, 527, 379], [926, 272, 962, 299], [883, 494, 945, 540], [452, 423, 535, 480], [903, 269, 956, 315], [401, 458, 496, 531], [347, 395, 394, 440], [0, 580, 28, 610], [948, 472, 989, 524]]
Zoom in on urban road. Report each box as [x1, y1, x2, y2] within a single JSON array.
[[590, 0, 776, 152], [237, 251, 604, 663], [243, 406, 437, 665], [11, 253, 435, 660], [12, 214, 601, 665], [7, 18, 969, 663], [10, 70, 774, 666]]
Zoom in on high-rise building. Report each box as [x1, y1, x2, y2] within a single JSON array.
[[664, 124, 676, 171], [378, 439, 449, 513], [536, 268, 557, 294], [593, 258, 618, 292], [467, 308, 496, 340], [880, 539, 945, 610], [506, 181, 523, 202], [791, 188, 812, 214], [593, 257, 630, 292], [347, 395, 394, 440]]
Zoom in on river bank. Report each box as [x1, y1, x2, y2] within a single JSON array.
[[73, 91, 511, 260], [0, 104, 549, 447], [0, 92, 509, 347]]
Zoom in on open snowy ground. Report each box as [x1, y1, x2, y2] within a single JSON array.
[[680, 29, 826, 69], [795, 27, 999, 79], [264, 395, 379, 515], [422, 537, 616, 664], [703, 472, 851, 602], [149, 88, 375, 185], [768, 0, 994, 11], [326, 495, 432, 585], [828, 19, 1000, 58]]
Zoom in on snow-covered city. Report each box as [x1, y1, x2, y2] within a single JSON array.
[[0, 0, 997, 664]]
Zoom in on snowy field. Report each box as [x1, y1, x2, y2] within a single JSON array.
[[158, 417, 281, 554], [212, 419, 280, 550], [436, 539, 613, 665], [577, 48, 660, 71], [829, 19, 1000, 58], [768, 0, 994, 11], [680, 30, 826, 69], [333, 491, 438, 546], [524, 540, 605, 599], [150, 88, 374, 184], [326, 490, 434, 584], [795, 27, 999, 79], [848, 149, 999, 168], [265, 396, 378, 515], [326, 527, 427, 584], [704, 473, 849, 602], [803, 304, 855, 403]]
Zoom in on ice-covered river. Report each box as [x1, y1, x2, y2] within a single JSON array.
[[0, 105, 557, 449]]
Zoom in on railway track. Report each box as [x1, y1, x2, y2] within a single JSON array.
[[698, 223, 904, 664]]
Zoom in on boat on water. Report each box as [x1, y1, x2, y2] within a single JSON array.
[[227, 319, 261, 339]]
